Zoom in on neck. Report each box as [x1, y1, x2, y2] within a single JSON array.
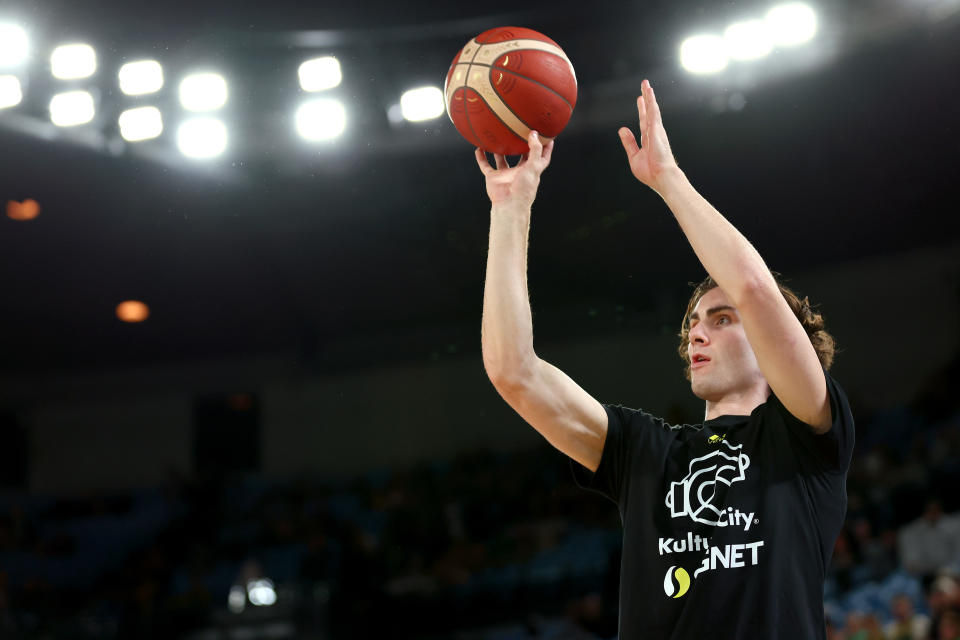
[[703, 385, 770, 422]]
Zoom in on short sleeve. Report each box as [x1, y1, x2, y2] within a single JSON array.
[[570, 404, 632, 509], [771, 369, 855, 474]]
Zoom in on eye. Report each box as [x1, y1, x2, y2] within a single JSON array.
[[716, 315, 729, 325]]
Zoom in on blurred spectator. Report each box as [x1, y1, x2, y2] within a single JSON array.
[[832, 530, 858, 591], [827, 616, 846, 640], [885, 593, 930, 640], [853, 517, 898, 582], [927, 576, 960, 640], [847, 610, 886, 640], [898, 500, 960, 581], [936, 610, 960, 640]]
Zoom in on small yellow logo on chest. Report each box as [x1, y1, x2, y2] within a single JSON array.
[[708, 433, 727, 444]]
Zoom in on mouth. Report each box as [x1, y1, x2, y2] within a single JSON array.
[[691, 355, 711, 369]]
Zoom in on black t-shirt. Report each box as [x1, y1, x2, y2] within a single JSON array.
[[571, 371, 855, 639]]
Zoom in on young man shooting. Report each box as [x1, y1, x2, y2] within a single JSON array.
[[477, 79, 854, 639]]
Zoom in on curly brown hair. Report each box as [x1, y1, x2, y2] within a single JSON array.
[[677, 274, 836, 382]]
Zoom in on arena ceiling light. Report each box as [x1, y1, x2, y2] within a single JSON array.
[[400, 86, 444, 122], [49, 90, 95, 127], [679, 34, 729, 74], [179, 72, 228, 111], [51, 43, 97, 80], [0, 23, 29, 68], [118, 106, 163, 142], [295, 98, 346, 141], [298, 56, 341, 92], [765, 3, 818, 46], [247, 578, 277, 607], [723, 20, 773, 61], [119, 60, 164, 96], [177, 117, 227, 158], [115, 300, 150, 323], [0, 75, 23, 109]]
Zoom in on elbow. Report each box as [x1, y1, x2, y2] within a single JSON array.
[[482, 349, 538, 391], [735, 272, 780, 307]]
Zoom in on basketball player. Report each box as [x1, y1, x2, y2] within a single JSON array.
[[476, 79, 854, 639]]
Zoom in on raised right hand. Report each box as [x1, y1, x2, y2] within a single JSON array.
[[475, 130, 555, 209]]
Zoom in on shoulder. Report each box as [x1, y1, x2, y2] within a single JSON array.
[[765, 369, 853, 429], [604, 403, 690, 433], [761, 370, 856, 472]]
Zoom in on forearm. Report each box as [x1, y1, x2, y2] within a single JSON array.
[[657, 168, 775, 303], [481, 202, 538, 381]]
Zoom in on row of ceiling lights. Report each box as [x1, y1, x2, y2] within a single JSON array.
[[0, 23, 446, 159], [0, 5, 817, 158]]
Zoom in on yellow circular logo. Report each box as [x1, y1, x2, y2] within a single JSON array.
[[663, 565, 690, 598]]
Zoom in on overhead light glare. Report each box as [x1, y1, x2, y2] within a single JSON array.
[[177, 117, 228, 158], [51, 43, 97, 79], [0, 75, 23, 109], [119, 106, 163, 142], [299, 56, 342, 92], [724, 20, 774, 60], [50, 90, 95, 126], [295, 98, 346, 141], [400, 86, 445, 122], [179, 72, 228, 111], [680, 34, 729, 74], [119, 60, 164, 95], [765, 3, 818, 46], [0, 23, 29, 67]]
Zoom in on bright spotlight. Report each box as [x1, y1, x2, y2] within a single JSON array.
[[119, 60, 164, 96], [228, 585, 246, 613], [0, 75, 23, 109], [247, 579, 277, 607], [51, 43, 97, 80], [49, 90, 95, 127], [177, 117, 227, 158], [766, 3, 818, 46], [179, 73, 228, 111], [295, 98, 346, 141], [299, 56, 342, 92], [680, 34, 728, 74], [119, 106, 163, 142], [724, 20, 773, 61], [400, 86, 444, 122], [0, 24, 29, 67]]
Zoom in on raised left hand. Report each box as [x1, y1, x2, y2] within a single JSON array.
[[618, 79, 680, 194]]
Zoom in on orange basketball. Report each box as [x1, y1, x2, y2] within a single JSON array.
[[444, 26, 577, 155]]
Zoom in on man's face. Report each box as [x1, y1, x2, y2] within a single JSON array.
[[686, 287, 766, 401]]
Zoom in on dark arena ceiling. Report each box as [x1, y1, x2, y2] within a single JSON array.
[[1, 0, 958, 374]]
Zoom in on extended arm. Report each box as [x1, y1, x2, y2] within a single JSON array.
[[620, 79, 831, 432], [478, 132, 608, 471]]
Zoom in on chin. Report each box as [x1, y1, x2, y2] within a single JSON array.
[[690, 368, 738, 402], [690, 376, 719, 401]]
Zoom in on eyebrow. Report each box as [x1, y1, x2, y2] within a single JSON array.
[[689, 305, 736, 324]]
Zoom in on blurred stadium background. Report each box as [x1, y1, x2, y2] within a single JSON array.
[[1, 0, 959, 638]]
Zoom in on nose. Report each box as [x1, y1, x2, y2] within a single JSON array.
[[689, 321, 709, 345]]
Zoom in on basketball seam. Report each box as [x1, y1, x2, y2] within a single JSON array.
[[487, 64, 575, 113], [470, 48, 572, 68], [461, 88, 486, 150], [461, 40, 485, 148], [465, 83, 528, 151], [479, 79, 535, 147]]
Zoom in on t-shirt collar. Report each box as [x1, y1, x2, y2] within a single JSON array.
[[702, 401, 765, 428]]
